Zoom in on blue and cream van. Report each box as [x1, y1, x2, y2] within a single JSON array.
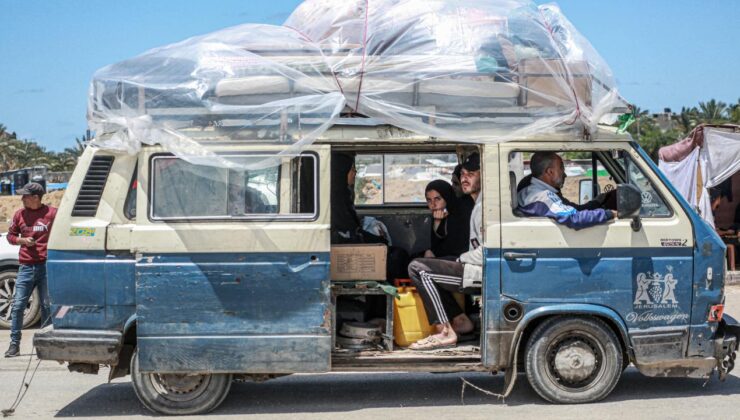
[[34, 123, 738, 414]]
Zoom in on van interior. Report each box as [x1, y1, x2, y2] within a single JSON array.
[[329, 144, 483, 369]]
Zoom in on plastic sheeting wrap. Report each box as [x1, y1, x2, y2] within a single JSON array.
[[88, 0, 625, 167]]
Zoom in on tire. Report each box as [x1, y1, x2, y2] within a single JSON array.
[[0, 269, 41, 329], [525, 316, 623, 404], [130, 350, 232, 415]]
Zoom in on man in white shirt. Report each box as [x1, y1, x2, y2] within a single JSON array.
[[407, 152, 482, 350]]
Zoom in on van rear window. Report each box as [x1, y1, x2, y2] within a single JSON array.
[[149, 154, 316, 220], [355, 153, 458, 205]]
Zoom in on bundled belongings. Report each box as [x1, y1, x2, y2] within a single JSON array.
[[87, 0, 626, 165], [658, 124, 740, 227]]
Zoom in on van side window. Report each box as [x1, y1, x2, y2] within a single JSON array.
[[150, 154, 316, 220], [509, 150, 671, 218], [620, 155, 672, 218]]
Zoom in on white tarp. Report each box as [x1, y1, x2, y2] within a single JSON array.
[[660, 128, 740, 227], [87, 0, 625, 168], [658, 146, 699, 206]]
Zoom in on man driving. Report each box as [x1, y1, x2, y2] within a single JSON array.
[[518, 152, 616, 230]]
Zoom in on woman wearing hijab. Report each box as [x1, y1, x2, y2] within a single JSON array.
[[423, 179, 473, 260], [330, 152, 410, 281], [330, 152, 386, 244]]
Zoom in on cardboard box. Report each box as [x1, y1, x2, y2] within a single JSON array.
[[520, 58, 592, 108], [330, 244, 387, 281]]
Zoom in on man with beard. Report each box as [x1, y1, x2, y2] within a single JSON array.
[[406, 152, 481, 350], [517, 152, 616, 229]]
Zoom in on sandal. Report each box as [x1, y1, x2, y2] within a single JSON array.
[[408, 335, 456, 351]]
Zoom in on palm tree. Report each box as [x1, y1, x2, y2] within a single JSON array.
[[628, 105, 650, 140], [697, 99, 728, 124], [729, 98, 740, 124], [677, 107, 698, 134]]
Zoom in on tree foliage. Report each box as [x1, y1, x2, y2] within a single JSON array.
[[624, 98, 740, 162], [0, 128, 89, 173]]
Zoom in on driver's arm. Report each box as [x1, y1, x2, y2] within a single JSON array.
[[560, 189, 616, 211]]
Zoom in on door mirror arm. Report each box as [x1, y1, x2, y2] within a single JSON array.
[[630, 216, 642, 232]]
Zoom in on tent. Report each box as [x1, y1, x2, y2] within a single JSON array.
[[658, 124, 740, 228]]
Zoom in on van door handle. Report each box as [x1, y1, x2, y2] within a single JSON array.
[[503, 252, 537, 260]]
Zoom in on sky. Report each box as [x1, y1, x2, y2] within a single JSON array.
[[0, 0, 738, 151]]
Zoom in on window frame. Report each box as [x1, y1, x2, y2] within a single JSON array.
[[147, 152, 319, 223], [123, 163, 138, 220], [508, 148, 674, 219]]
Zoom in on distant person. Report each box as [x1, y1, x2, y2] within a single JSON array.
[[5, 183, 57, 358], [517, 152, 615, 230], [422, 180, 473, 259]]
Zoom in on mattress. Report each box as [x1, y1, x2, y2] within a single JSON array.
[[94, 54, 592, 122]]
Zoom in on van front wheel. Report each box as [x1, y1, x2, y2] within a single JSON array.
[[525, 316, 622, 404], [131, 350, 232, 415]]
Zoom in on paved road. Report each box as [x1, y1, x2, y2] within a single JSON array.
[[2, 287, 740, 419]]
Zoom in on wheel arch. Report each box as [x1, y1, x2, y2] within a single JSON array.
[[511, 304, 633, 369], [109, 314, 137, 380]]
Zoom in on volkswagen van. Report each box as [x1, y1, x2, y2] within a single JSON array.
[[34, 122, 739, 414]]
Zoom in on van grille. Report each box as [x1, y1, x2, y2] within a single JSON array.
[[71, 156, 114, 217]]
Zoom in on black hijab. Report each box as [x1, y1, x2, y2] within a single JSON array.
[[331, 152, 361, 243], [425, 180, 473, 258]]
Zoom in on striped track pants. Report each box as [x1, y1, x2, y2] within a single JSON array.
[[407, 258, 464, 325]]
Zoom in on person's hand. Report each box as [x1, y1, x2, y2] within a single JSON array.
[[611, 210, 618, 219], [424, 249, 435, 258], [432, 209, 448, 221], [19, 237, 36, 247], [596, 189, 616, 204]]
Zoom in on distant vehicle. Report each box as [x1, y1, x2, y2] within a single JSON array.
[[0, 233, 40, 329]]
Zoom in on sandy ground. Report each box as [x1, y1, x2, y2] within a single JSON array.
[[0, 191, 64, 233]]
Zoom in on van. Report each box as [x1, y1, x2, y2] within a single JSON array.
[[34, 122, 739, 414]]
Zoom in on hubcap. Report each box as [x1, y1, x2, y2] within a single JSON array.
[[547, 334, 604, 389], [553, 341, 597, 383], [150, 373, 211, 402]]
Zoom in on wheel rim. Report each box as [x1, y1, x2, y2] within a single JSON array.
[[545, 330, 605, 390], [148, 373, 213, 403], [0, 278, 34, 323]]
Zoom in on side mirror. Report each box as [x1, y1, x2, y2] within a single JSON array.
[[617, 183, 642, 217], [579, 179, 600, 205]]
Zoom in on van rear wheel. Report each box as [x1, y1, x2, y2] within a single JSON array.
[[130, 350, 232, 415], [525, 316, 622, 404]]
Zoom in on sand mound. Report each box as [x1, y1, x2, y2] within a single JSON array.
[[0, 190, 65, 233]]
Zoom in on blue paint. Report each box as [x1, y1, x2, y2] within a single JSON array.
[[47, 250, 136, 330], [136, 252, 331, 373], [633, 144, 727, 357], [499, 247, 693, 331], [138, 335, 331, 374], [482, 247, 501, 367]]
